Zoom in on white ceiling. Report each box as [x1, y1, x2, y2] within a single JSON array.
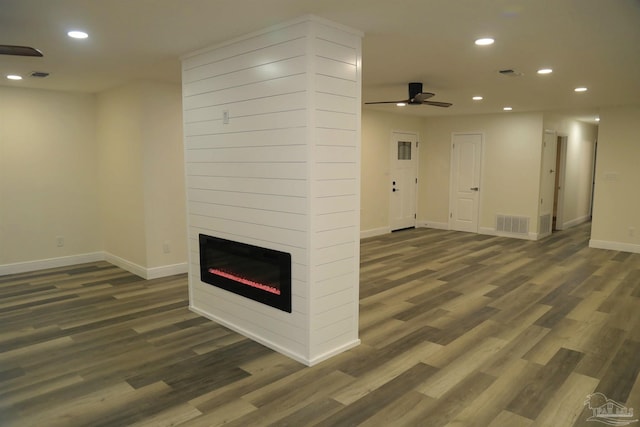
[[1, 0, 639, 121]]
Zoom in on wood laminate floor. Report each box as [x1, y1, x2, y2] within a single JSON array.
[[1, 223, 640, 426]]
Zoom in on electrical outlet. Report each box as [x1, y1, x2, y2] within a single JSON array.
[[56, 236, 64, 247], [222, 109, 229, 124], [163, 240, 171, 254]]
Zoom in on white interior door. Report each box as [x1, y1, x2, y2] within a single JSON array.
[[390, 132, 418, 231], [449, 133, 482, 232]]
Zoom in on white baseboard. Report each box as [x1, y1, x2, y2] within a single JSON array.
[[562, 215, 590, 229], [360, 226, 390, 239], [189, 305, 309, 365], [479, 227, 538, 241], [103, 252, 147, 279], [104, 252, 187, 279], [589, 239, 640, 254], [146, 263, 189, 279], [361, 222, 449, 237], [189, 304, 359, 366], [417, 221, 449, 230], [0, 252, 104, 276], [306, 339, 361, 366], [1, 251, 188, 279]]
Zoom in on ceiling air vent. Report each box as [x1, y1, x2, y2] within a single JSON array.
[[498, 69, 524, 77]]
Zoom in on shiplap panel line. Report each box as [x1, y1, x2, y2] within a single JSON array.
[[183, 72, 307, 99], [316, 75, 358, 98], [316, 54, 357, 66], [313, 275, 356, 298], [191, 290, 307, 345], [187, 190, 307, 215], [184, 111, 307, 137], [183, 91, 306, 114], [183, 36, 307, 75], [184, 125, 308, 138], [187, 191, 306, 204], [315, 35, 359, 52], [316, 126, 358, 132], [189, 209, 307, 232], [184, 57, 308, 97], [184, 40, 307, 83], [188, 220, 306, 248], [189, 53, 306, 78], [189, 201, 308, 218], [184, 95, 307, 125], [183, 74, 307, 109], [186, 161, 306, 171], [189, 216, 306, 235], [314, 73, 357, 83], [185, 146, 307, 163], [182, 21, 309, 70], [316, 90, 356, 98], [185, 107, 307, 126], [192, 293, 309, 336], [186, 147, 305, 153], [187, 176, 308, 197], [185, 128, 307, 149]]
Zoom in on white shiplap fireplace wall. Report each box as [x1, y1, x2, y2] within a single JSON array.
[[181, 16, 362, 366]]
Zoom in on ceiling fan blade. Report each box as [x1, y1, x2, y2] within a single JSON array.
[[364, 100, 409, 105], [0, 45, 43, 57], [423, 101, 453, 108], [414, 92, 435, 102]]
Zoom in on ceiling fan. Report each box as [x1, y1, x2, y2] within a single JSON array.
[[365, 82, 452, 108], [0, 44, 43, 57]]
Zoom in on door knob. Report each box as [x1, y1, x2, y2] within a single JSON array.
[[470, 187, 479, 191]]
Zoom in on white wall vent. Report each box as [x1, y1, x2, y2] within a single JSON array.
[[496, 214, 529, 235], [539, 213, 552, 236]]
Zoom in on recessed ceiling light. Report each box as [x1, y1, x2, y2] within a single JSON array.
[[503, 106, 513, 111], [396, 102, 406, 107], [475, 38, 495, 46], [537, 68, 553, 74], [67, 30, 89, 39], [6, 74, 22, 80], [574, 87, 588, 92], [472, 96, 484, 101]]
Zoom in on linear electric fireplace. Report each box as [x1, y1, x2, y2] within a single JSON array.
[[199, 234, 292, 313]]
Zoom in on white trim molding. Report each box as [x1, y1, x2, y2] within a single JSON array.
[[1, 251, 188, 279], [561, 215, 591, 230], [589, 239, 640, 254], [418, 221, 449, 230], [0, 252, 104, 276], [189, 304, 360, 366], [103, 252, 187, 279], [479, 227, 539, 241], [360, 226, 390, 239]]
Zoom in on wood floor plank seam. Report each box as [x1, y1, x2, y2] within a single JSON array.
[[1, 222, 640, 426]]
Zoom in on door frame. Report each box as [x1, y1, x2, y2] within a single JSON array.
[[448, 131, 484, 233], [389, 130, 419, 231], [554, 135, 568, 230]]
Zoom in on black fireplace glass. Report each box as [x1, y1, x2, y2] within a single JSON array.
[[199, 234, 292, 313]]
